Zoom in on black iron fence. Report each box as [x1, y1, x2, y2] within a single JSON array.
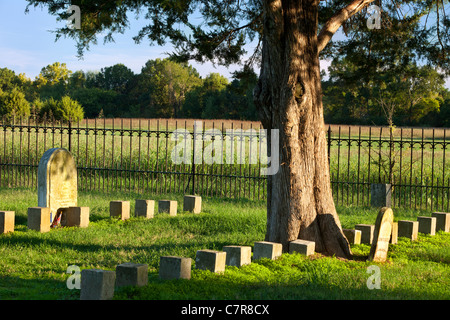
[[0, 116, 449, 211]]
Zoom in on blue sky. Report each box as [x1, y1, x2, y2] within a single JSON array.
[[0, 0, 448, 89], [0, 0, 243, 79]]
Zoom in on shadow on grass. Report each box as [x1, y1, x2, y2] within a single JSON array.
[[0, 275, 78, 300], [113, 271, 445, 300]]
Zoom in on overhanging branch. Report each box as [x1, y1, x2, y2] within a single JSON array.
[[317, 0, 376, 53]]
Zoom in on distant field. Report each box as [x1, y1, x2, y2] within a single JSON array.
[[1, 118, 449, 209]]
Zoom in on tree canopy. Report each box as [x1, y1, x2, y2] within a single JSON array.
[[24, 1, 449, 71]]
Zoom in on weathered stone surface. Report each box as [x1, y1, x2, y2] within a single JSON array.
[[289, 239, 315, 256], [355, 224, 375, 244], [38, 148, 77, 220], [110, 201, 130, 220], [183, 195, 202, 213], [27, 207, 51, 233], [223, 246, 252, 267], [80, 269, 116, 300], [0, 211, 14, 234], [158, 200, 177, 216], [61, 207, 89, 228], [343, 229, 361, 245], [390, 222, 398, 244], [369, 207, 394, 263], [417, 216, 436, 235], [431, 212, 450, 232], [134, 200, 154, 219], [195, 250, 226, 273], [398, 220, 419, 241], [370, 183, 392, 207], [115, 262, 148, 287], [253, 241, 282, 260], [159, 256, 192, 280]]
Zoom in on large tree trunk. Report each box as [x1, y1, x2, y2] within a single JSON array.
[[254, 0, 351, 258]]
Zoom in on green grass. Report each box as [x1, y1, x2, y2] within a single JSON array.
[[0, 188, 449, 300]]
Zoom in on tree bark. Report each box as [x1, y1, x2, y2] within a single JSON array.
[[254, 0, 352, 258]]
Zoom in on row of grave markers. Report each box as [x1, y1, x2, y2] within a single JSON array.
[[1, 197, 450, 299], [77, 206, 450, 300], [0, 195, 202, 234], [79, 239, 316, 300]]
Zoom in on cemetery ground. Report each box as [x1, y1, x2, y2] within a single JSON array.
[[0, 187, 450, 300]]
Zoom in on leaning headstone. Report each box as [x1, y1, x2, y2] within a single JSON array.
[[115, 262, 148, 287], [355, 224, 375, 244], [390, 222, 398, 244], [110, 201, 130, 220], [343, 229, 361, 245], [417, 216, 436, 235], [159, 256, 192, 280], [80, 269, 116, 300], [398, 220, 418, 241], [0, 211, 14, 234], [158, 200, 177, 216], [431, 212, 450, 232], [61, 207, 89, 228], [195, 249, 226, 273], [134, 200, 154, 219], [27, 207, 51, 233], [253, 241, 282, 260], [370, 183, 392, 208], [183, 195, 202, 213], [289, 239, 315, 256], [368, 207, 394, 263], [223, 246, 252, 267], [38, 148, 77, 221]]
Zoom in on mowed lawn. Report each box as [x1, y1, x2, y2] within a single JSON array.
[[0, 187, 449, 300]]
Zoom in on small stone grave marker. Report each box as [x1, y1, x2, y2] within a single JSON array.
[[398, 220, 418, 241], [38, 148, 77, 221], [110, 201, 130, 220], [27, 207, 51, 233], [370, 183, 392, 207], [80, 269, 115, 300], [355, 224, 374, 244], [289, 239, 315, 256], [158, 200, 177, 216], [195, 249, 226, 273], [0, 211, 14, 234], [368, 207, 394, 263], [343, 229, 361, 245], [223, 246, 252, 267], [159, 256, 192, 280], [115, 262, 148, 287], [431, 212, 450, 232], [417, 216, 436, 235], [61, 207, 89, 228], [253, 241, 282, 260], [135, 200, 154, 219], [183, 195, 202, 213]]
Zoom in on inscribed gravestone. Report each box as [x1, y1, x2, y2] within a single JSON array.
[[38, 148, 77, 220], [368, 207, 394, 263]]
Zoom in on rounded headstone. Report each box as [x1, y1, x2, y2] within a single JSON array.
[[38, 148, 77, 219]]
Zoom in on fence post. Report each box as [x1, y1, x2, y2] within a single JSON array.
[[327, 125, 332, 166], [68, 118, 72, 152]]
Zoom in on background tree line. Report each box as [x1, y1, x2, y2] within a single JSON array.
[[0, 59, 258, 122], [1, 57, 449, 126]]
